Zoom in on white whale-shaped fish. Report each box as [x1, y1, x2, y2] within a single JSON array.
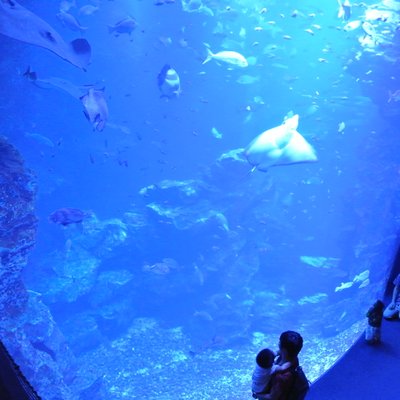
[[244, 114, 317, 171], [203, 47, 248, 68], [0, 0, 91, 70]]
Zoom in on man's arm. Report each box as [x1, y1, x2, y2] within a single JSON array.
[[255, 393, 272, 400], [392, 283, 400, 304], [256, 378, 284, 400]]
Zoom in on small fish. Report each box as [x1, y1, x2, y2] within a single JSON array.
[[59, 0, 76, 12], [142, 262, 170, 275], [362, 21, 376, 37], [80, 88, 109, 131], [358, 278, 370, 289], [24, 132, 55, 148], [342, 0, 351, 20], [202, 46, 248, 68], [300, 256, 340, 269], [211, 127, 222, 139], [79, 5, 99, 16], [49, 207, 91, 226], [335, 281, 354, 292], [388, 89, 400, 103], [236, 74, 260, 85], [157, 64, 181, 99], [353, 270, 369, 283], [338, 121, 346, 133], [337, 0, 351, 20], [193, 311, 213, 322], [23, 66, 37, 81], [158, 36, 172, 47], [108, 16, 137, 36], [298, 293, 328, 305], [343, 20, 361, 32], [57, 10, 88, 32]]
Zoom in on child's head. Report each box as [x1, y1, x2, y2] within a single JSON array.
[[373, 300, 384, 311], [256, 348, 275, 369]]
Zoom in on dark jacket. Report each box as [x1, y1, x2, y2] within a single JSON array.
[[366, 305, 383, 328], [264, 357, 299, 400]]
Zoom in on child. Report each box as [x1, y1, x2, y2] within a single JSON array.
[[251, 348, 291, 398], [365, 300, 384, 344], [383, 273, 400, 319]]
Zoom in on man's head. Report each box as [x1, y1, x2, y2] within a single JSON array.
[[279, 331, 303, 358]]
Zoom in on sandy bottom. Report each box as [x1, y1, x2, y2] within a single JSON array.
[[76, 318, 364, 399]]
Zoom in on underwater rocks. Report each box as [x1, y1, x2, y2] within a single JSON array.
[[29, 216, 132, 306], [0, 137, 79, 400], [0, 137, 37, 318]]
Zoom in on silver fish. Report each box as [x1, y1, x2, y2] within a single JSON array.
[[0, 0, 91, 70], [57, 10, 88, 33], [79, 5, 99, 16], [108, 16, 137, 36], [203, 47, 248, 68]]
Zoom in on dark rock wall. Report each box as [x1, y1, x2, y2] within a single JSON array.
[[0, 137, 78, 400]]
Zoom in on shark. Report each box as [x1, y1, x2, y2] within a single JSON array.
[[0, 0, 91, 70], [244, 113, 317, 171]]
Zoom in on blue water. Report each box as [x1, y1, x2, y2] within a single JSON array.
[[1, 0, 400, 399]]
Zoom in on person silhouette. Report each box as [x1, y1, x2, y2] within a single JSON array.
[[383, 273, 400, 319], [254, 331, 308, 400]]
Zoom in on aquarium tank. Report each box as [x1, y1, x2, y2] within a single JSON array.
[[1, 0, 399, 399]]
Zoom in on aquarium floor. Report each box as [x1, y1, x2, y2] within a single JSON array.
[[74, 318, 363, 400], [307, 317, 400, 400]]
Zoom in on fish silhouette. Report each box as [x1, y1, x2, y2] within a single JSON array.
[[80, 88, 109, 131], [0, 0, 91, 70], [157, 64, 181, 99], [49, 207, 91, 226]]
